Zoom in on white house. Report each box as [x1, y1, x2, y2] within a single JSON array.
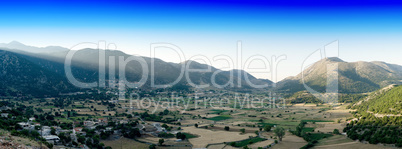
[[17, 122, 32, 129], [1, 113, 9, 118], [44, 135, 60, 144]]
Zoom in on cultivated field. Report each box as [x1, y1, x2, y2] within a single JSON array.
[[271, 133, 307, 149], [181, 126, 257, 148], [101, 137, 149, 149], [314, 123, 344, 133]]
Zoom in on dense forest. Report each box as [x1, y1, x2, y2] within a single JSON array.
[[344, 111, 402, 147]]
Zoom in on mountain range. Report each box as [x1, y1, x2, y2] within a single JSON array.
[[1, 41, 402, 97], [0, 41, 272, 97]]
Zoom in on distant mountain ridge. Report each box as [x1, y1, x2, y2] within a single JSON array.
[[0, 41, 69, 54], [0, 41, 272, 96]]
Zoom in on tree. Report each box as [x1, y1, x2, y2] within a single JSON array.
[[149, 144, 156, 149], [224, 126, 230, 131], [230, 142, 236, 146], [163, 109, 169, 115], [240, 128, 245, 134], [72, 141, 78, 146], [77, 135, 86, 144], [50, 127, 56, 135], [264, 125, 272, 132], [274, 127, 285, 141], [162, 123, 169, 129], [176, 132, 186, 140], [158, 139, 164, 146], [194, 124, 198, 128], [128, 128, 141, 138], [333, 129, 340, 134]]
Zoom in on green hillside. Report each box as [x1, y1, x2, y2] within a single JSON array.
[[345, 85, 402, 147], [0, 50, 79, 97], [352, 85, 402, 115]]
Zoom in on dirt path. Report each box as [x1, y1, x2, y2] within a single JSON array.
[[314, 141, 357, 148], [367, 110, 402, 117]]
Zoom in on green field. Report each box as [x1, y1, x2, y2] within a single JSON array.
[[305, 133, 333, 141], [302, 127, 315, 132], [42, 106, 56, 109], [55, 117, 74, 123], [257, 122, 277, 127], [209, 109, 228, 114], [229, 137, 266, 147], [182, 132, 198, 139], [301, 120, 333, 123], [207, 115, 232, 121]]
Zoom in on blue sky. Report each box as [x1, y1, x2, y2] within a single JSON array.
[[1, 0, 402, 81]]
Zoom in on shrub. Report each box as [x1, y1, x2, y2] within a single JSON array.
[[333, 129, 340, 134]]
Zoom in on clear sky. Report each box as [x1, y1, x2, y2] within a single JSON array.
[[1, 0, 402, 82]]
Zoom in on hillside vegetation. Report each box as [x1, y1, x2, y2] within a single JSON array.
[[287, 91, 366, 104], [344, 85, 402, 147], [352, 85, 402, 115]]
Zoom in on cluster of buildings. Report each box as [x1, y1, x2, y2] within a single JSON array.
[[73, 118, 114, 136], [138, 122, 169, 137], [17, 117, 61, 144], [15, 117, 122, 146]]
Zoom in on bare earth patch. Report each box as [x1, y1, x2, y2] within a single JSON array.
[[272, 133, 307, 149], [315, 123, 344, 133]]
